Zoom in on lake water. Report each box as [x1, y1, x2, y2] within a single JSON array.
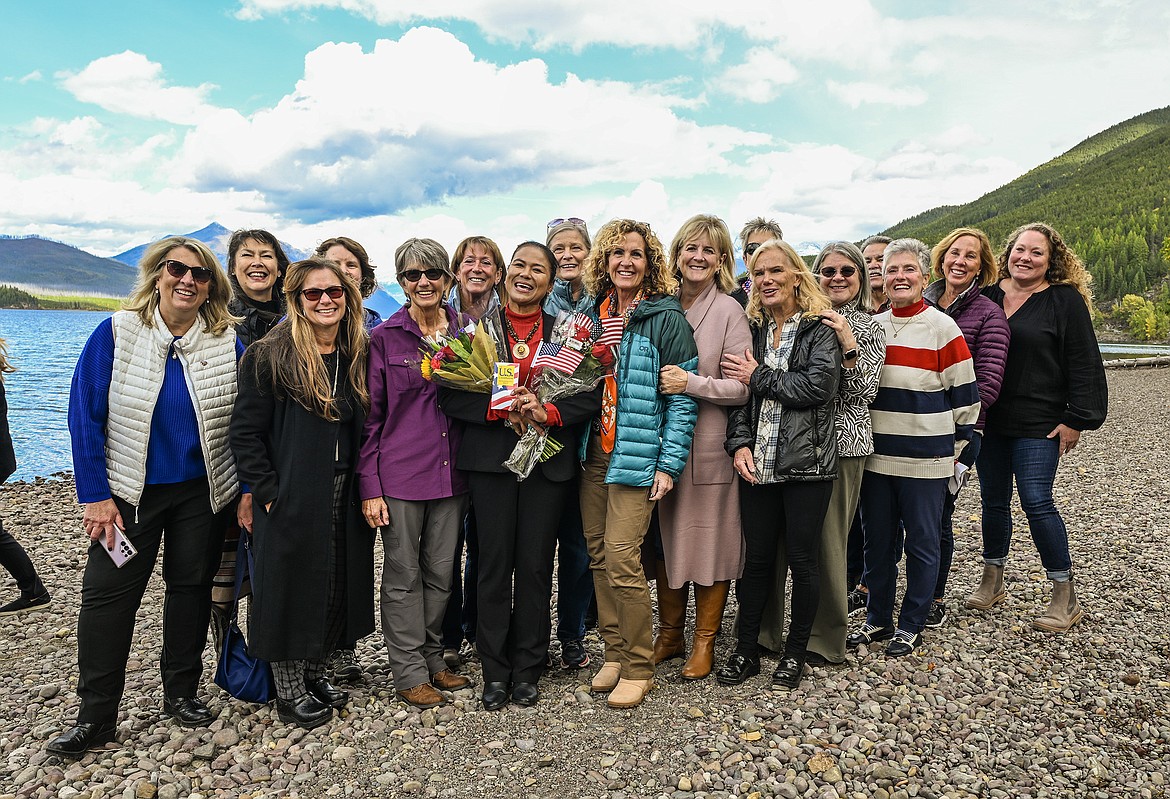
[[0, 308, 1168, 482]]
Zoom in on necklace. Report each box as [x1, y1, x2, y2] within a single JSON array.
[[890, 314, 916, 338], [504, 312, 540, 360]]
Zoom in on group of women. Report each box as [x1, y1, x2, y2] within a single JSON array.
[[43, 214, 1106, 757]]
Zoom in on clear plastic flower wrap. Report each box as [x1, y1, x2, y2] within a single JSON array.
[[503, 312, 608, 479]]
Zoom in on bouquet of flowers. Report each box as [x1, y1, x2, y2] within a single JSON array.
[[503, 312, 607, 479], [418, 316, 503, 392]]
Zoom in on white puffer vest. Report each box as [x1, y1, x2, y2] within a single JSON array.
[[107, 309, 239, 513]]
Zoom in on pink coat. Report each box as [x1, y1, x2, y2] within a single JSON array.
[[656, 281, 752, 587]]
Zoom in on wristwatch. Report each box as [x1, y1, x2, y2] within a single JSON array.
[[843, 347, 858, 361]]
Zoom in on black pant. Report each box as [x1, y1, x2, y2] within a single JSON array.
[[76, 478, 227, 723], [0, 517, 45, 597], [469, 470, 567, 683], [736, 478, 833, 658]]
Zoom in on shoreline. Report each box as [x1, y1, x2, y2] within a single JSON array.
[[2, 367, 1168, 798]]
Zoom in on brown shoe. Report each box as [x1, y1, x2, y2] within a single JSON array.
[[651, 560, 687, 664], [966, 564, 1007, 610], [681, 581, 730, 680], [431, 669, 472, 691], [1032, 578, 1084, 632], [397, 682, 447, 709]]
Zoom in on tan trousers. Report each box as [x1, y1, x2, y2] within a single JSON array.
[[579, 436, 656, 680], [757, 456, 865, 663]]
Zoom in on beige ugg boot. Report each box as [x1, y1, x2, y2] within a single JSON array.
[[590, 662, 621, 693], [606, 677, 654, 709], [1032, 579, 1084, 632], [965, 564, 1007, 609]]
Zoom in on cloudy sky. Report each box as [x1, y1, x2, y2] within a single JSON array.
[[3, 0, 1168, 274]]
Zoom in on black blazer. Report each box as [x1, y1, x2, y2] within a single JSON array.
[[0, 382, 15, 482], [439, 310, 602, 481]]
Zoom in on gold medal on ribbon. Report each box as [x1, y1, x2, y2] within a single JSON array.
[[512, 341, 529, 359]]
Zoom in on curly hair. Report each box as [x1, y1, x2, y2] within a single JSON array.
[[583, 219, 675, 299], [669, 214, 737, 294], [316, 236, 379, 299], [123, 237, 237, 336], [745, 239, 830, 324], [931, 227, 997, 290], [997, 222, 1093, 311]]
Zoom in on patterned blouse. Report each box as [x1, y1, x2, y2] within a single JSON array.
[[834, 299, 886, 458], [752, 312, 801, 484]]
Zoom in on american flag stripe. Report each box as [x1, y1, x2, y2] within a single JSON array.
[[532, 341, 585, 373], [595, 316, 623, 348]]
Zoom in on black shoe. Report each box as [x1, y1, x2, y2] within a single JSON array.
[[845, 623, 896, 649], [482, 681, 510, 711], [276, 694, 332, 729], [846, 588, 868, 617], [326, 648, 362, 683], [560, 639, 590, 670], [886, 629, 921, 657], [0, 592, 51, 616], [771, 655, 805, 689], [924, 601, 947, 629], [163, 696, 213, 727], [306, 677, 349, 709], [45, 722, 117, 758], [715, 652, 760, 685], [803, 651, 830, 666], [511, 681, 539, 707]]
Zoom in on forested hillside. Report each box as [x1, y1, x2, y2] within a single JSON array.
[[882, 107, 1170, 336]]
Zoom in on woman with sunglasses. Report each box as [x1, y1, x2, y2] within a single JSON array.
[[230, 258, 375, 730], [731, 217, 785, 307], [50, 239, 242, 757], [357, 239, 472, 710], [752, 242, 885, 666], [923, 228, 1009, 627]]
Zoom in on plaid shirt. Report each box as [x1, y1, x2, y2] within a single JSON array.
[[753, 312, 802, 484]]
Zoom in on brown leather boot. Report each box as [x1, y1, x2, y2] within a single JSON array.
[[651, 561, 687, 664], [965, 564, 1007, 610], [1032, 578, 1084, 632], [681, 581, 730, 680]]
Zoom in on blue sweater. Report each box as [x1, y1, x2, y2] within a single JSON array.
[[68, 317, 244, 503]]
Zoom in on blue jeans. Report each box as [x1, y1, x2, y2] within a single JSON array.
[[860, 472, 946, 635], [555, 489, 594, 642], [977, 431, 1071, 580]]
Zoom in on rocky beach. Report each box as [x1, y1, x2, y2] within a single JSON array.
[[1, 366, 1168, 799]]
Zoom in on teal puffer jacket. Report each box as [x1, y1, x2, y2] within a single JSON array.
[[579, 293, 700, 486]]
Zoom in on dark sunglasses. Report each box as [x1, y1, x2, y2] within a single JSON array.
[[819, 266, 858, 278], [163, 260, 214, 284], [400, 268, 447, 283], [744, 242, 763, 257], [300, 285, 345, 302], [547, 217, 586, 230]]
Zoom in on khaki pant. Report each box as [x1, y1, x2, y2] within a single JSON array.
[[757, 456, 865, 663], [579, 436, 656, 680]]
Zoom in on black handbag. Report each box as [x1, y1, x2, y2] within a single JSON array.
[[214, 530, 274, 703]]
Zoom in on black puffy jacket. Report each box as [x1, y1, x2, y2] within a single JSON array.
[[725, 314, 841, 482]]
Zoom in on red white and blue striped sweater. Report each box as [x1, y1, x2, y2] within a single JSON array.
[[867, 299, 980, 479]]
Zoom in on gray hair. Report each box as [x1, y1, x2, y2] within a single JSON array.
[[812, 241, 874, 312], [860, 234, 892, 251], [738, 216, 784, 253], [394, 237, 452, 279], [882, 238, 932, 277]]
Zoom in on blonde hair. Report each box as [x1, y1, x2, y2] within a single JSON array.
[[669, 214, 737, 294], [248, 258, 369, 419], [998, 222, 1093, 311], [745, 239, 831, 324], [0, 339, 14, 382], [931, 227, 998, 289], [122, 237, 237, 336], [583, 219, 676, 298]]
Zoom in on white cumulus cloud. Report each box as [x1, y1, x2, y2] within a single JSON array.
[[58, 51, 220, 125]]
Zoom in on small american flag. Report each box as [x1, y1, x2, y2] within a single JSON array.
[[595, 316, 624, 348], [531, 341, 585, 374]]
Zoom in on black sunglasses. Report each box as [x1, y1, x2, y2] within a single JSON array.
[[163, 260, 214, 284], [400, 268, 448, 283], [744, 242, 763, 257], [819, 266, 857, 278], [300, 285, 345, 302]]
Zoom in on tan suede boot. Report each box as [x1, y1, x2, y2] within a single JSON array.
[[1032, 579, 1084, 632], [651, 561, 687, 664], [965, 564, 1007, 610], [680, 581, 730, 680], [590, 662, 621, 693], [606, 677, 654, 708]]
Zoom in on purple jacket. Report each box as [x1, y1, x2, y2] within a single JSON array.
[[357, 305, 468, 502], [925, 279, 1010, 431]]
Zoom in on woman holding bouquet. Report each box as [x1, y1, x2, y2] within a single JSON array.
[[579, 219, 699, 709], [358, 239, 471, 710], [653, 214, 751, 681], [439, 242, 601, 710]]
